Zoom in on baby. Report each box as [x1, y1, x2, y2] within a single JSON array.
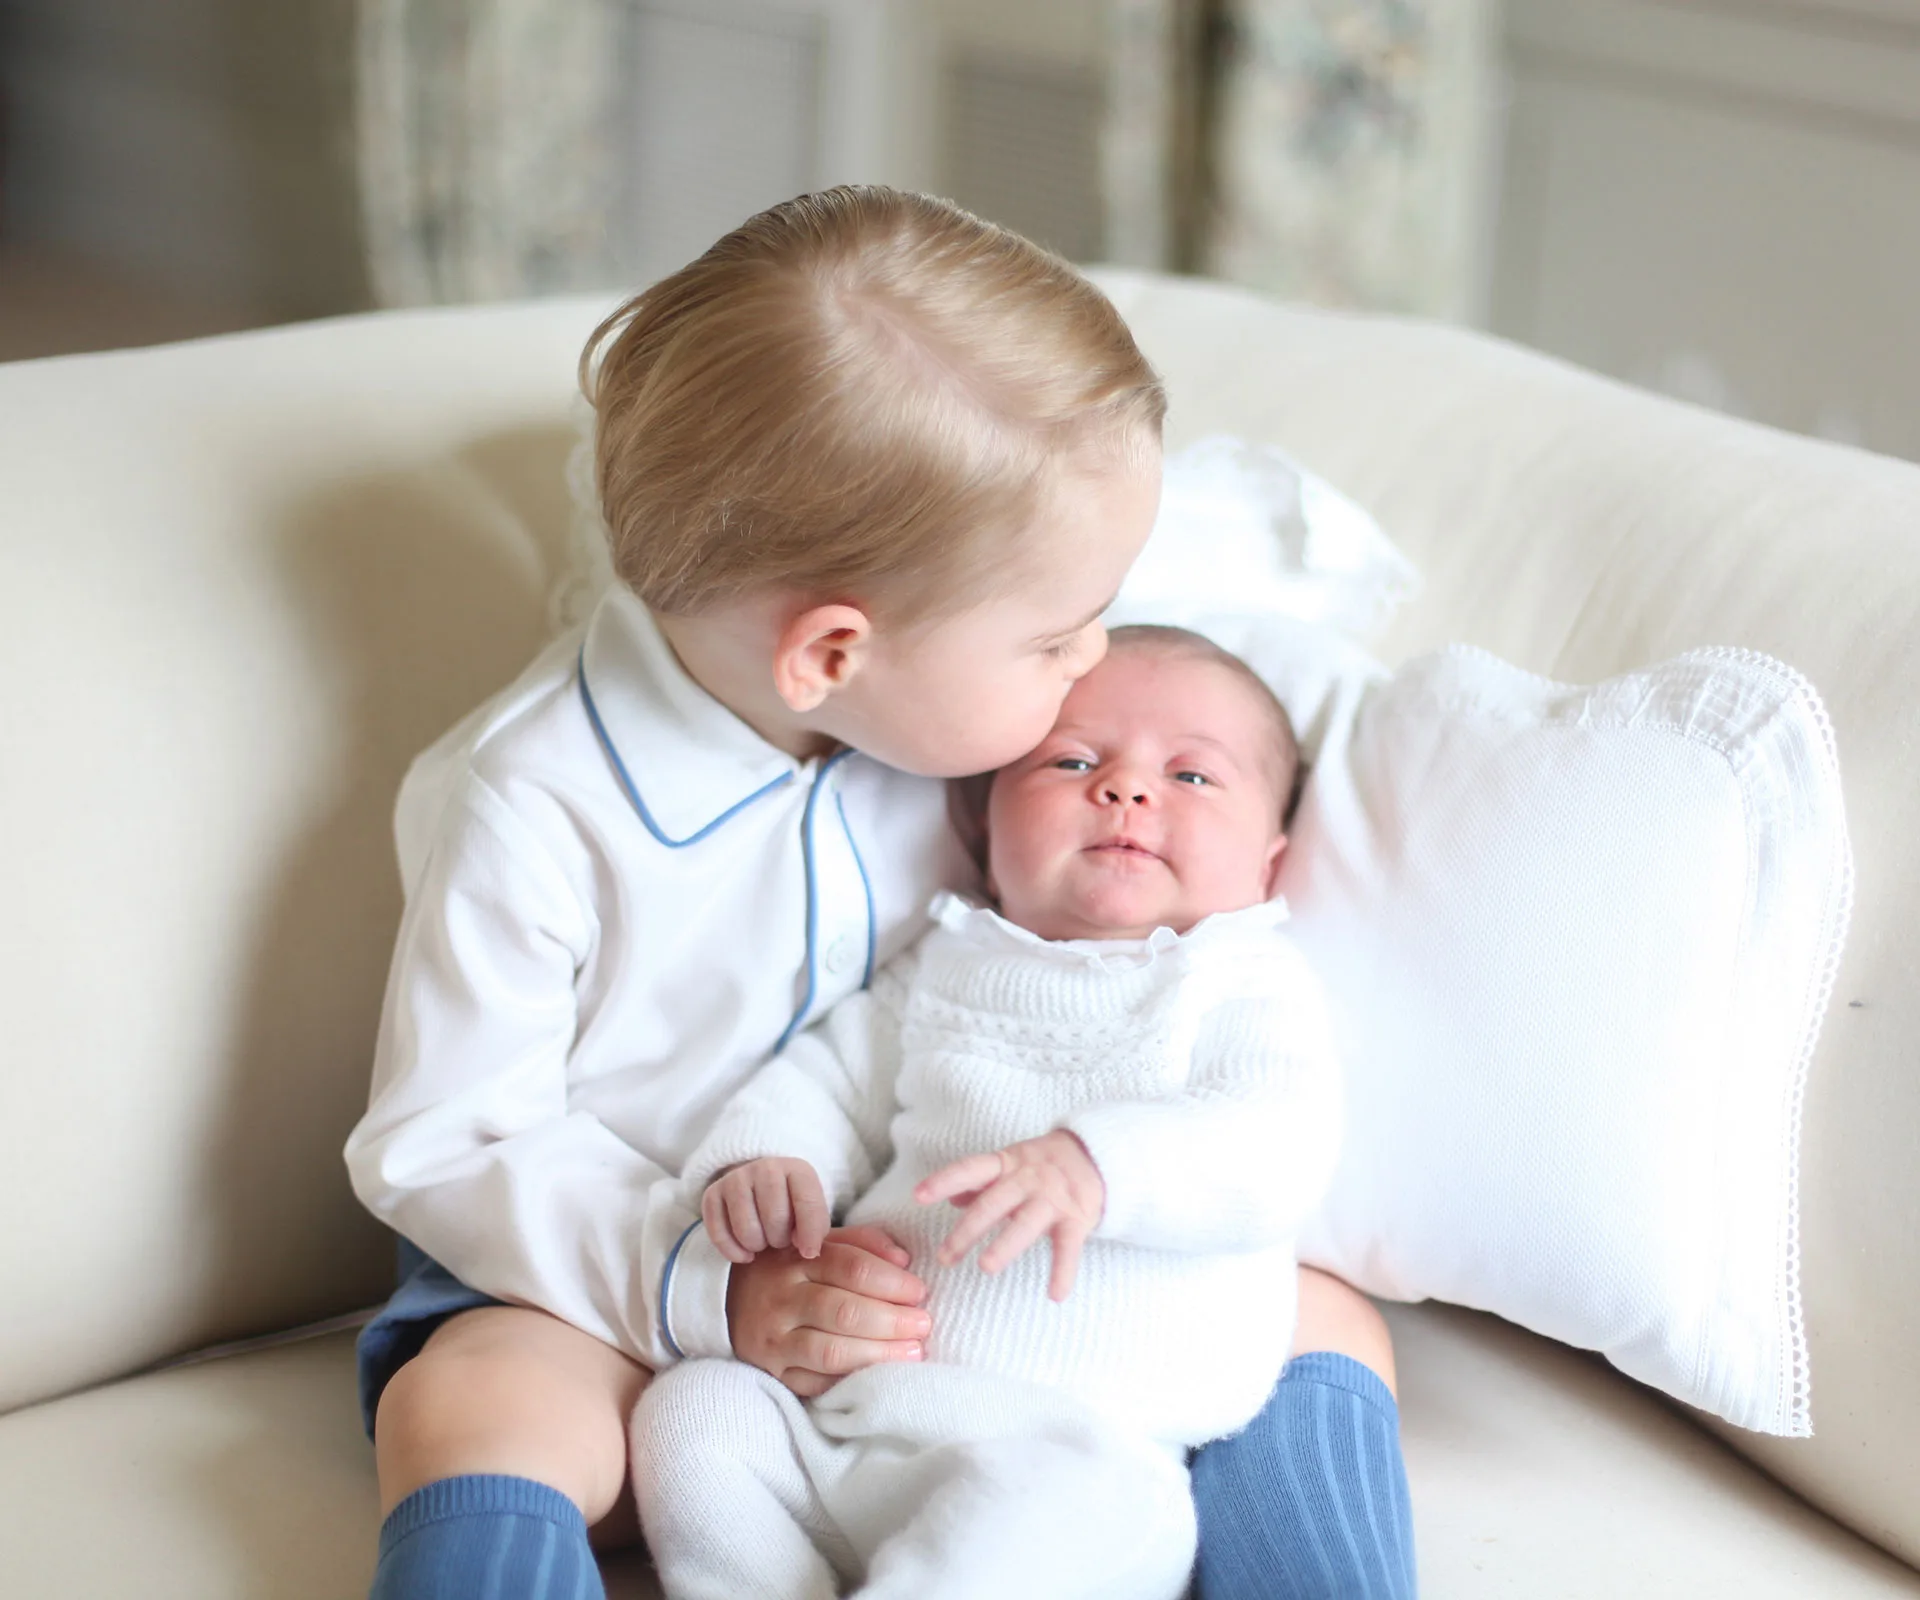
[[632, 624, 1342, 1600]]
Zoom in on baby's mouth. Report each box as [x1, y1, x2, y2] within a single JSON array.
[[1085, 837, 1164, 864]]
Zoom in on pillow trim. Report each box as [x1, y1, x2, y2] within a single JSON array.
[[1426, 643, 1849, 1435], [1694, 646, 1851, 1437]]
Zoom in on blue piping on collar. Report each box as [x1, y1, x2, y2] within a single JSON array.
[[771, 746, 857, 1054], [579, 647, 864, 1053], [835, 791, 877, 990], [577, 647, 792, 847]]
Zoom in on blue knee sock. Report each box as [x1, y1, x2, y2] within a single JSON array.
[[369, 1475, 606, 1600], [1191, 1352, 1417, 1600]]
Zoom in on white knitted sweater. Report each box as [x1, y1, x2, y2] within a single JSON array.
[[681, 893, 1342, 1447]]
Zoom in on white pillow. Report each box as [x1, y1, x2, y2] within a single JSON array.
[[1111, 436, 1419, 642], [1281, 644, 1852, 1437]]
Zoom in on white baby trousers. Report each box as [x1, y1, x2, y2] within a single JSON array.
[[632, 1358, 1197, 1600]]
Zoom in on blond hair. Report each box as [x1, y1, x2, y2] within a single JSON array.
[[580, 186, 1165, 619]]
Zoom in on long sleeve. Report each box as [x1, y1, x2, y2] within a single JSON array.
[[1066, 947, 1342, 1255], [344, 775, 731, 1368], [679, 955, 916, 1216]]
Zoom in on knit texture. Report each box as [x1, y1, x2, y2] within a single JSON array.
[[635, 1358, 1198, 1600], [369, 1474, 604, 1600], [1191, 1354, 1416, 1600], [684, 894, 1343, 1446]]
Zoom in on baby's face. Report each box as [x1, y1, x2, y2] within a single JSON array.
[[986, 648, 1288, 942]]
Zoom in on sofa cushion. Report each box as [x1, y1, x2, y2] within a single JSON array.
[[0, 1313, 1913, 1599], [0, 1328, 662, 1600], [0, 304, 607, 1411], [1387, 1302, 1920, 1596]]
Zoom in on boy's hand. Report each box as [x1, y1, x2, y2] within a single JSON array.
[[915, 1130, 1105, 1301], [702, 1157, 831, 1264], [727, 1224, 930, 1398]]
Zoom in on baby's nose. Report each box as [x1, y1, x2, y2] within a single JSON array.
[[1099, 782, 1151, 806]]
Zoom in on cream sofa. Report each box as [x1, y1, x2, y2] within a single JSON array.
[[2, 269, 1916, 1599]]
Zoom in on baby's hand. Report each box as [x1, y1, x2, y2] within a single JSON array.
[[702, 1157, 831, 1264], [914, 1130, 1105, 1301]]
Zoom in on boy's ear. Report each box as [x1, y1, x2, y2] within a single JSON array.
[[772, 603, 874, 713], [1262, 832, 1289, 897]]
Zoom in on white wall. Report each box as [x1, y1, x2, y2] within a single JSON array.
[[916, 0, 1108, 260], [0, 0, 369, 318], [1493, 0, 1920, 462]]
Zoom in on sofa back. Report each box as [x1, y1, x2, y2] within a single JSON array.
[[0, 274, 1913, 1565], [0, 302, 599, 1405]]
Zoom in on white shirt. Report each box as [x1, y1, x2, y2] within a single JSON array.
[[682, 894, 1343, 1445], [344, 587, 975, 1366]]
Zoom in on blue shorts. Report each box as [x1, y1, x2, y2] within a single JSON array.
[[355, 1237, 501, 1438]]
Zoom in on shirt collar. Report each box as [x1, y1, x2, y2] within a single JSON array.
[[579, 587, 806, 844], [929, 891, 1290, 968]]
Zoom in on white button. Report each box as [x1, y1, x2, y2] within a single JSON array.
[[823, 935, 858, 976]]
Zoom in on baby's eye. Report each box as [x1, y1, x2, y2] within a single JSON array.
[[1052, 757, 1094, 773], [1043, 638, 1080, 660], [1172, 771, 1212, 787]]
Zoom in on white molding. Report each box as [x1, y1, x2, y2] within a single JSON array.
[[1511, 0, 1920, 132], [628, 0, 911, 186], [1495, 0, 1920, 461]]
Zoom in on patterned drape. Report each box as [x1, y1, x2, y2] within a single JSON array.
[[1104, 0, 1192, 270], [1211, 0, 1497, 318], [356, 0, 626, 305], [1105, 0, 1497, 319]]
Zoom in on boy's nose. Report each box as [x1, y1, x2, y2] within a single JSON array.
[[1098, 781, 1151, 807]]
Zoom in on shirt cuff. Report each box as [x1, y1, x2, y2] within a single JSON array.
[[1065, 1107, 1153, 1242], [661, 1223, 735, 1361]]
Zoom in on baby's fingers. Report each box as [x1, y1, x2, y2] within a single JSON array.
[[916, 1152, 1005, 1207], [977, 1198, 1056, 1276], [937, 1177, 1026, 1265], [1047, 1224, 1086, 1302], [702, 1182, 755, 1265]]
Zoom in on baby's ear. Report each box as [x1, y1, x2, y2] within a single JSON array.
[[1262, 832, 1289, 897]]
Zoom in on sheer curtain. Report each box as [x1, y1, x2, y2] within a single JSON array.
[[357, 0, 626, 305]]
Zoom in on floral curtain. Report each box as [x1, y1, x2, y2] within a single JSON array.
[[1104, 0, 1193, 270], [356, 0, 627, 305], [1106, 0, 1498, 320], [1210, 0, 1497, 318]]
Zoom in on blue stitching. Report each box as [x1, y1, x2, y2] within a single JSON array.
[[835, 790, 877, 990], [577, 648, 792, 847], [658, 1219, 702, 1361], [771, 748, 856, 1054]]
